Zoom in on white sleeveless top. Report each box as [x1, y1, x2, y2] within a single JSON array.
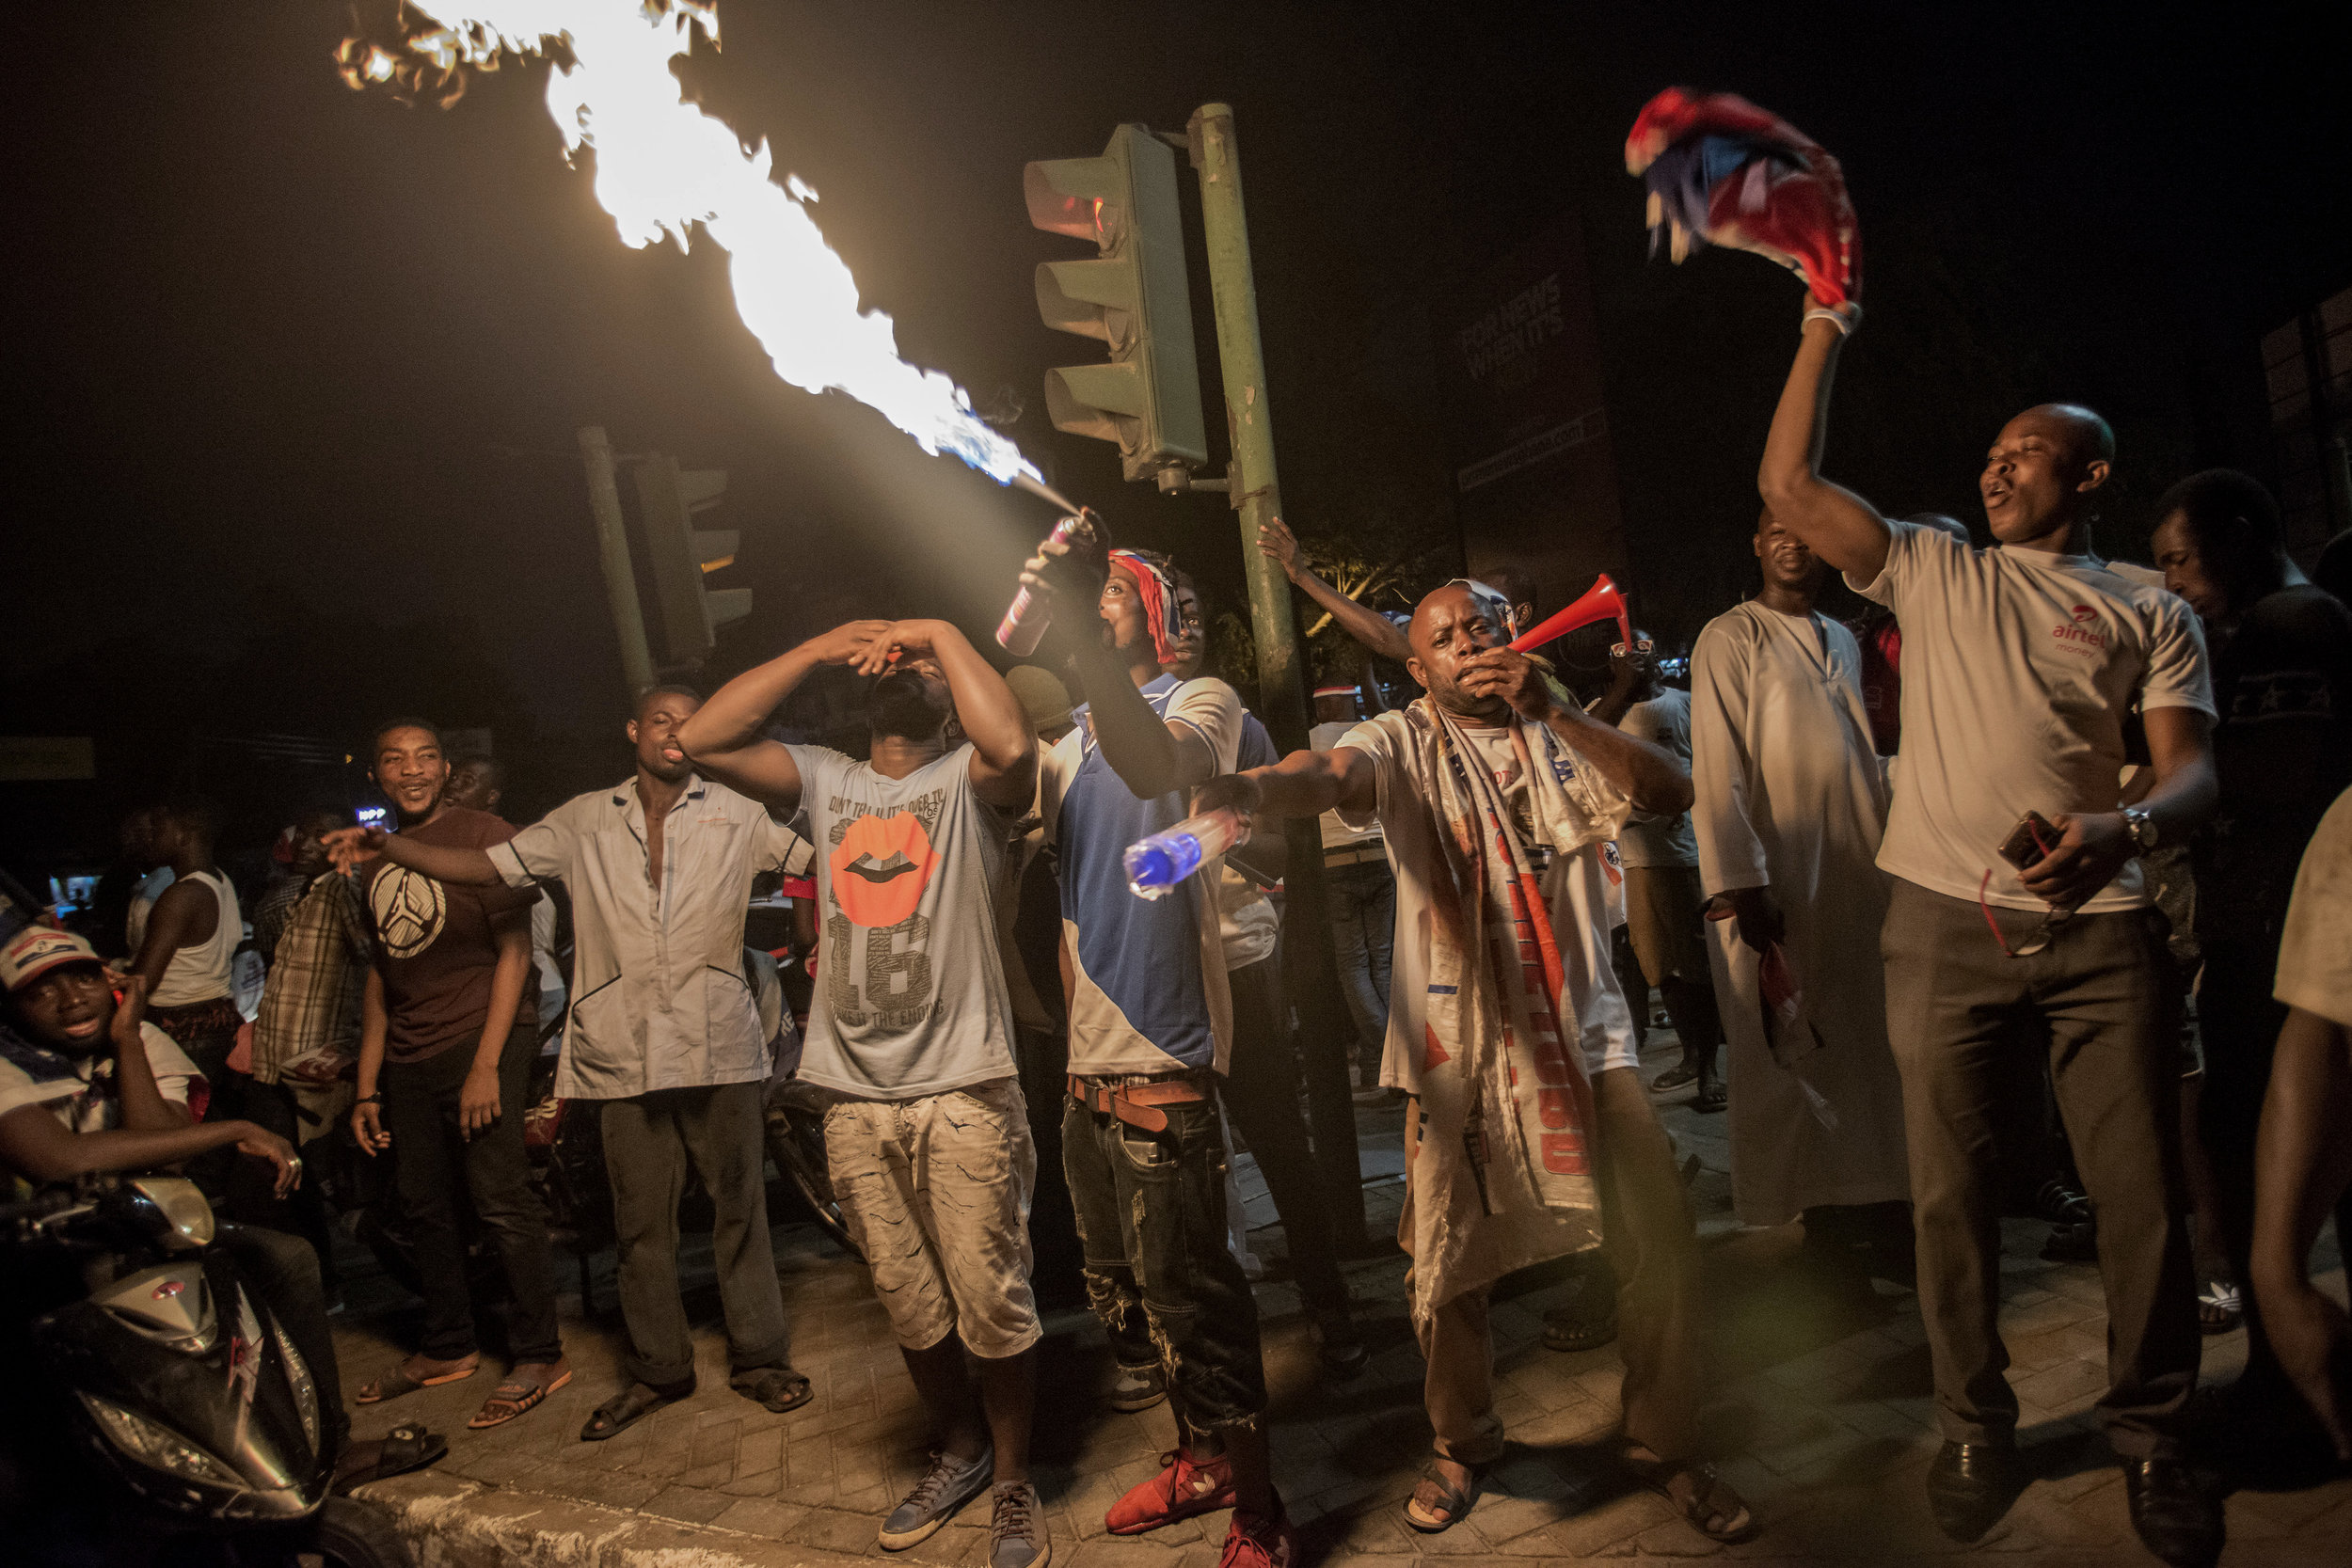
[[135, 869, 242, 1006]]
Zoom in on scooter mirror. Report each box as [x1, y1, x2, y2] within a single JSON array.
[[122, 1177, 215, 1251]]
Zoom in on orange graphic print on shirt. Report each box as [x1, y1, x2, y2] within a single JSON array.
[[829, 810, 941, 928]]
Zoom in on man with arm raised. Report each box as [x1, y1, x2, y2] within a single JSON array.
[[680, 618, 1051, 1568], [1756, 297, 2221, 1565], [1192, 581, 1752, 1544]]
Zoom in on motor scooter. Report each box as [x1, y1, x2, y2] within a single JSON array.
[[0, 1175, 410, 1566]]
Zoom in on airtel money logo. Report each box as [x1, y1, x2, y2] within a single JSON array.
[[830, 811, 940, 927], [2050, 602, 2106, 654]]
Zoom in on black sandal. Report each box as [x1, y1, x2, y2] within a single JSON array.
[[730, 1367, 814, 1413], [1693, 1083, 1727, 1114], [1624, 1452, 1756, 1544], [1542, 1306, 1620, 1353], [1402, 1456, 1487, 1532], [331, 1421, 448, 1495], [579, 1381, 680, 1442]]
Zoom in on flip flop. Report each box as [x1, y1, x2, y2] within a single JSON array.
[[730, 1367, 814, 1413], [1403, 1455, 1487, 1532], [580, 1381, 682, 1442], [355, 1354, 479, 1403], [1692, 1084, 1728, 1114], [1625, 1454, 1756, 1544], [468, 1367, 574, 1429], [331, 1421, 448, 1495], [1651, 1064, 1698, 1092]]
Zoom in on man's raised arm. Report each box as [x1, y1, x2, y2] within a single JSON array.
[[1757, 302, 1893, 582], [1259, 515, 1411, 663], [678, 620, 890, 810], [853, 619, 1038, 809]]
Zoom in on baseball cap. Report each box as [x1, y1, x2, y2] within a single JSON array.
[[0, 926, 104, 993], [1004, 665, 1074, 738]]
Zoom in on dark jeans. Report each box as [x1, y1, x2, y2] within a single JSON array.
[[225, 1079, 340, 1288], [600, 1081, 790, 1393], [1883, 879, 2196, 1457], [1223, 955, 1350, 1314], [1064, 1082, 1267, 1433], [217, 1221, 350, 1459], [381, 1022, 563, 1365], [1326, 859, 1394, 1082]]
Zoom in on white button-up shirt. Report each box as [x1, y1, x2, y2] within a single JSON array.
[[489, 775, 812, 1099]]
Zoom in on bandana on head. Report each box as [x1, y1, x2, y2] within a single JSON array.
[[1107, 548, 1182, 667]]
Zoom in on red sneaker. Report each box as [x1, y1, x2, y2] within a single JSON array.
[[1105, 1448, 1236, 1535], [1219, 1506, 1298, 1568]]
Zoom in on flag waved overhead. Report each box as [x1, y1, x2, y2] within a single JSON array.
[[339, 1, 1040, 486]]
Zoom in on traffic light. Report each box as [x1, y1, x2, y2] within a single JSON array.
[[1027, 124, 1207, 483], [632, 454, 751, 667]]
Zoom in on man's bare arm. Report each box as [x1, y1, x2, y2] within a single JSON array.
[[678, 621, 891, 811], [1195, 747, 1376, 829], [1463, 650, 1691, 816], [1757, 307, 1893, 581], [323, 829, 501, 885], [1260, 517, 1411, 662], [2022, 705, 2217, 911], [126, 879, 215, 992], [1065, 636, 1215, 798]]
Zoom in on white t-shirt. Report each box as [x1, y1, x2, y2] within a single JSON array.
[[1615, 689, 1699, 869], [1309, 720, 1383, 852], [0, 1022, 200, 1133], [1338, 712, 1640, 1090], [2275, 784, 2352, 1028], [1850, 522, 2214, 912]]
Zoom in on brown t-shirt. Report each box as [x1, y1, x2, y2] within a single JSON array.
[[362, 806, 535, 1064]]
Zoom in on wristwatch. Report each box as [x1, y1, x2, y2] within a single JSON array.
[[2121, 805, 2160, 855]]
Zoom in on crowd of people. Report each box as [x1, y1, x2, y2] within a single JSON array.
[[6, 293, 2352, 1568]]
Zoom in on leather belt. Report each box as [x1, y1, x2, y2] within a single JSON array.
[[1068, 1074, 1212, 1133], [1323, 843, 1386, 867]]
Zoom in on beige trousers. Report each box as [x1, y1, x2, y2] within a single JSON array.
[[1408, 1066, 1704, 1464]]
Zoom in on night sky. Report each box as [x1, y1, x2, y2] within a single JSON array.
[[5, 1, 2346, 863]]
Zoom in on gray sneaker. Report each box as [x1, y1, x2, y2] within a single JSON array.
[[990, 1481, 1050, 1568], [879, 1447, 994, 1549], [1107, 1362, 1166, 1413]]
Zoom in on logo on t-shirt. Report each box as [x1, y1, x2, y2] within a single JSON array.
[[2050, 603, 2107, 655], [370, 866, 447, 959], [828, 810, 941, 928], [821, 788, 949, 1033]]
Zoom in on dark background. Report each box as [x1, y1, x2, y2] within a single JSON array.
[[5, 0, 2346, 879]]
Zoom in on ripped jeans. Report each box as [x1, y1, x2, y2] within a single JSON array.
[[1063, 1079, 1266, 1434]]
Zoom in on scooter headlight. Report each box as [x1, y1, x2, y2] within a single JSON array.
[[271, 1318, 322, 1453], [77, 1391, 241, 1487]]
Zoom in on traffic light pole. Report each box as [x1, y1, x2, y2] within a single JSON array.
[[578, 424, 658, 698], [1187, 103, 1369, 1246]]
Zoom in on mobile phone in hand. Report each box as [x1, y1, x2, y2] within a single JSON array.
[[1998, 811, 2059, 870]]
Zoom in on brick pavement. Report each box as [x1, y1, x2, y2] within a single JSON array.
[[336, 1045, 2352, 1567]]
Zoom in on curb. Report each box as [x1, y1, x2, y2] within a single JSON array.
[[357, 1470, 880, 1568]]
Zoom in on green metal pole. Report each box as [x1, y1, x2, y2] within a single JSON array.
[[578, 424, 658, 699], [1188, 103, 1368, 1245]]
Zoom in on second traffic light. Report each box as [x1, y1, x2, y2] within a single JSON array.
[[633, 454, 751, 668], [1026, 124, 1207, 483]]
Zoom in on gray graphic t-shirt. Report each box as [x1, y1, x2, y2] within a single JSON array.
[[786, 743, 1018, 1099]]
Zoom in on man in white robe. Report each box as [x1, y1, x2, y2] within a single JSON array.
[[1692, 510, 1912, 1256]]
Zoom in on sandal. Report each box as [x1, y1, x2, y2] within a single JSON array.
[[580, 1380, 683, 1442], [730, 1366, 815, 1413], [2198, 1283, 2244, 1335], [468, 1364, 573, 1429], [1402, 1455, 1488, 1532], [1693, 1084, 1727, 1114], [1542, 1306, 1619, 1354], [331, 1421, 448, 1495], [1651, 1064, 1698, 1092], [1625, 1452, 1756, 1544], [355, 1354, 478, 1404]]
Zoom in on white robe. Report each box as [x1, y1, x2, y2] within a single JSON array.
[[1691, 601, 1911, 1227]]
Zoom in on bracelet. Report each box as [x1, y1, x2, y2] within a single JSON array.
[[1803, 303, 1861, 336], [356, 1091, 383, 1104]]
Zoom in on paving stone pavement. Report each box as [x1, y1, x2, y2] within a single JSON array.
[[335, 1041, 2352, 1567]]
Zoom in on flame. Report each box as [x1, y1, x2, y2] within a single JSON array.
[[339, 1, 1038, 486]]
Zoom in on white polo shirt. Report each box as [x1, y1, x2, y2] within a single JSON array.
[[1850, 521, 2213, 912]]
